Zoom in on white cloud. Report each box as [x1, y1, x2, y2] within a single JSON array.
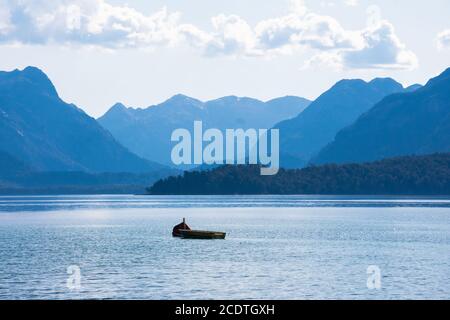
[[180, 10, 363, 59], [341, 21, 418, 70], [178, 24, 213, 49], [302, 10, 417, 70], [257, 6, 416, 70], [206, 14, 258, 56], [255, 12, 363, 52], [0, 0, 418, 70], [183, 4, 364, 57], [0, 0, 181, 48], [180, 15, 261, 57], [437, 29, 450, 50]]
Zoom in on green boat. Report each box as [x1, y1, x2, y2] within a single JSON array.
[[172, 218, 226, 239], [178, 229, 226, 240]]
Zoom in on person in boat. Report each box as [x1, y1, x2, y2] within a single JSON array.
[[172, 218, 191, 237]]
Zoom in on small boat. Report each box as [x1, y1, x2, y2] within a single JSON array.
[[172, 218, 226, 240], [179, 229, 226, 240]]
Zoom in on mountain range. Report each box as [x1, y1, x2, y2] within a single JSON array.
[[313, 68, 450, 165], [273, 77, 417, 168], [2, 65, 450, 195], [0, 67, 162, 173], [98, 94, 310, 166]]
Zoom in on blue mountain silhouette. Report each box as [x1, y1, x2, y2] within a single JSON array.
[[98, 94, 310, 166], [0, 67, 162, 173], [313, 68, 450, 165], [274, 77, 405, 168]]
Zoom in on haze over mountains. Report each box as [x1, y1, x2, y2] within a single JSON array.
[[98, 94, 310, 166], [274, 77, 415, 168], [313, 68, 450, 165]]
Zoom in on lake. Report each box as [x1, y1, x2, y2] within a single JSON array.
[[0, 195, 449, 300]]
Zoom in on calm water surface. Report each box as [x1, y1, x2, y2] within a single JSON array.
[[0, 195, 449, 300]]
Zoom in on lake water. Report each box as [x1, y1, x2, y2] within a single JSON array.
[[0, 195, 449, 300]]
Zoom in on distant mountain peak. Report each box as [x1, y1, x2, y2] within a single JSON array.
[[166, 94, 202, 105], [156, 94, 204, 110], [22, 66, 54, 85], [99, 102, 135, 123], [334, 78, 366, 86], [369, 77, 398, 84], [99, 93, 309, 166], [369, 77, 404, 92], [266, 96, 311, 105], [23, 66, 45, 74], [274, 75, 406, 168], [312, 67, 450, 166], [206, 95, 264, 107], [110, 102, 128, 111], [332, 77, 402, 90], [425, 67, 450, 88], [0, 66, 59, 98], [320, 77, 402, 98], [206, 95, 239, 104], [0, 66, 162, 173], [222, 95, 239, 100], [170, 93, 190, 100]]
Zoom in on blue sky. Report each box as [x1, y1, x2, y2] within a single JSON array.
[[0, 0, 449, 117]]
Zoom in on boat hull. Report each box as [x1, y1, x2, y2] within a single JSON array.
[[178, 229, 226, 240]]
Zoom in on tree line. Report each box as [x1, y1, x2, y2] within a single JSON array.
[[148, 153, 450, 195]]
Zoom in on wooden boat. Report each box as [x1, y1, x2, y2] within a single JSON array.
[[178, 229, 226, 240], [172, 218, 226, 239]]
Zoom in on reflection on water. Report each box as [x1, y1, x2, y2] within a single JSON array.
[[0, 195, 449, 300]]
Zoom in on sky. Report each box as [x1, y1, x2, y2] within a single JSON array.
[[0, 0, 449, 117]]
